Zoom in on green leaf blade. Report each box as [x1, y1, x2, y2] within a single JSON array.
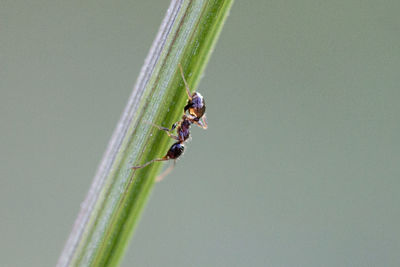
[[57, 1, 233, 266]]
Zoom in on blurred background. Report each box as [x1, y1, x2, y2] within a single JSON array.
[[1, 1, 400, 266]]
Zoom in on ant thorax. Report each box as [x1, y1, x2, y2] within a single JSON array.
[[176, 116, 192, 142]]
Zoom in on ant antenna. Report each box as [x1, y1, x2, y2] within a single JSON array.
[[201, 115, 208, 129], [178, 63, 192, 100], [197, 115, 208, 130]]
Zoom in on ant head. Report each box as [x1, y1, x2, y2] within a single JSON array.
[[167, 142, 184, 159], [185, 92, 206, 119]]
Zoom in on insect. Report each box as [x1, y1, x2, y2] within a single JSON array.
[[131, 63, 207, 181]]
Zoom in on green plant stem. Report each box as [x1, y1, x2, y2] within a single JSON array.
[[57, 0, 233, 266]]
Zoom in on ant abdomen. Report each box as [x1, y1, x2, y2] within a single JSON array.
[[166, 142, 184, 159]]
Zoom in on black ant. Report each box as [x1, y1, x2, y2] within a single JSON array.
[[131, 63, 207, 181]]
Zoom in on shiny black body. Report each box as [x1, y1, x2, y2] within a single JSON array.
[[166, 142, 184, 159]]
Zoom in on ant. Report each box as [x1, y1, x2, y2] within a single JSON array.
[[131, 63, 207, 181]]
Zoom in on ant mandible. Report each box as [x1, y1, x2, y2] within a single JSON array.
[[131, 63, 207, 181]]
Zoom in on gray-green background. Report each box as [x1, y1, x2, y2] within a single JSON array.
[[1, 1, 399, 266]]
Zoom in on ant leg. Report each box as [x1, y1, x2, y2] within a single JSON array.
[[131, 156, 169, 170], [178, 63, 192, 100], [155, 159, 176, 182], [147, 121, 179, 141]]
